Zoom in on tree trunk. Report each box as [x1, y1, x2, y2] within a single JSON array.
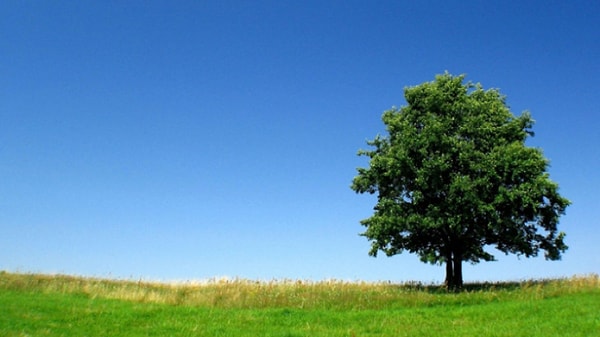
[[444, 250, 463, 291], [452, 250, 463, 290], [444, 253, 454, 290]]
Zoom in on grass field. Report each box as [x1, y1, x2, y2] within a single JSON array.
[[1, 271, 598, 336]]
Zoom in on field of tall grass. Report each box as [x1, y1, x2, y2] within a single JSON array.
[[1, 271, 599, 336]]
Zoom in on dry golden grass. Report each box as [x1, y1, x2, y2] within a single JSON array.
[[1, 271, 598, 310]]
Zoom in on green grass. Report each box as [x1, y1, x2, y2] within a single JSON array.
[[1, 271, 599, 336]]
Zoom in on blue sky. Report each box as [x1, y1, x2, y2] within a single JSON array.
[[1, 1, 598, 283]]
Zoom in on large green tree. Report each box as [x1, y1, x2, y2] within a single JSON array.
[[351, 73, 570, 290]]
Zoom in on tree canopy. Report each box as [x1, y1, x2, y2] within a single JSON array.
[[351, 73, 570, 289]]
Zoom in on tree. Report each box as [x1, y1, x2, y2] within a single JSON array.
[[351, 73, 570, 290]]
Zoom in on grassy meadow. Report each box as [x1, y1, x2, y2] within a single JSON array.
[[1, 271, 599, 336]]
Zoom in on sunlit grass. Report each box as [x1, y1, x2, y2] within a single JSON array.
[[1, 271, 598, 309], [1, 271, 599, 336]]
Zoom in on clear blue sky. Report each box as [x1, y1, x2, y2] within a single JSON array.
[[1, 1, 598, 283]]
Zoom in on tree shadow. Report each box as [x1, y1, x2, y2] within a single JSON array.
[[397, 279, 553, 293]]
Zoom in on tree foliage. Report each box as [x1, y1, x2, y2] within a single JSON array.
[[351, 73, 570, 289]]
